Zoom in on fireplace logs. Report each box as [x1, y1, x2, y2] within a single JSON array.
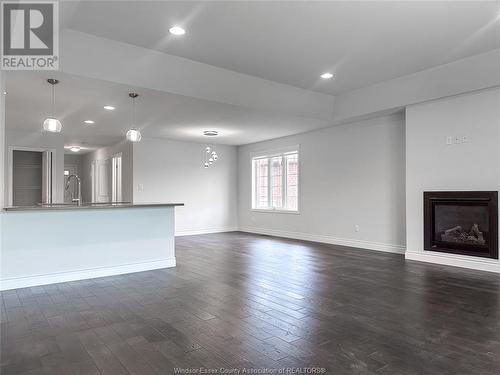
[[441, 224, 485, 246]]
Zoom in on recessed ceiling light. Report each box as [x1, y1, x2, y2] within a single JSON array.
[[203, 130, 218, 136], [169, 26, 186, 36], [70, 146, 81, 152], [83, 120, 95, 124], [103, 105, 115, 110], [320, 72, 334, 79]]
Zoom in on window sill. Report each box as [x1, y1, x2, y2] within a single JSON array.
[[251, 209, 300, 215]]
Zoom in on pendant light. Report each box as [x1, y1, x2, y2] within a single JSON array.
[[126, 92, 142, 142], [203, 131, 220, 168], [43, 79, 62, 133]]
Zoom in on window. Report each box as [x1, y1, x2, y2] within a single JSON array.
[[252, 149, 299, 212]]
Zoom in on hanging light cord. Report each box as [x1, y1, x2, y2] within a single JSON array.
[[51, 83, 55, 118], [132, 95, 136, 127]]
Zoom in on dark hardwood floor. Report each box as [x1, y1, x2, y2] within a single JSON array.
[[1, 232, 499, 374]]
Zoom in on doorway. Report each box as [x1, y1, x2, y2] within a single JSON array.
[[91, 153, 122, 203], [10, 148, 54, 206]]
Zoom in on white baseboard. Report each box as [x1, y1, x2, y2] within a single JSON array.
[[175, 226, 239, 236], [0, 258, 176, 291], [405, 251, 500, 273], [239, 226, 406, 254]]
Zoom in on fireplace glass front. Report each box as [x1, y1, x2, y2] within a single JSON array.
[[424, 191, 498, 259]]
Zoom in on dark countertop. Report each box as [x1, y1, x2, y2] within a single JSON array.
[[3, 202, 184, 212]]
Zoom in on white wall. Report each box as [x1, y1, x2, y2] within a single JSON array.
[[405, 87, 500, 273], [133, 138, 238, 235], [4, 129, 65, 203], [238, 113, 406, 253], [0, 71, 5, 208], [81, 141, 133, 203]]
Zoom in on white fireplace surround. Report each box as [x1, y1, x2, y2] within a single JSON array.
[[405, 87, 500, 274]]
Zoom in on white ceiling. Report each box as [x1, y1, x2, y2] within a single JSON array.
[[5, 71, 331, 149], [6, 1, 500, 150], [63, 0, 500, 95]]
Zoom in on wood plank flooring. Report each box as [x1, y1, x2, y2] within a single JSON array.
[[1, 232, 499, 374]]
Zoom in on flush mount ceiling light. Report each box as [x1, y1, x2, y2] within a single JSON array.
[[103, 105, 115, 111], [83, 120, 95, 124], [126, 93, 142, 142], [69, 146, 81, 152], [169, 26, 186, 35], [203, 130, 218, 137], [42, 79, 62, 133], [320, 72, 334, 79]]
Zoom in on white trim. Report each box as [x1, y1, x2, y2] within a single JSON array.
[[239, 226, 406, 254], [405, 251, 500, 274], [175, 226, 239, 237], [0, 258, 177, 291], [251, 208, 300, 215], [111, 152, 122, 203]]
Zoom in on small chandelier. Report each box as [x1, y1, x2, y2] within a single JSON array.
[[126, 93, 142, 142], [43, 79, 62, 133], [203, 130, 219, 168]]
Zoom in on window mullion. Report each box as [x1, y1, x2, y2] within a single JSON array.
[[282, 156, 286, 209], [267, 157, 272, 209]]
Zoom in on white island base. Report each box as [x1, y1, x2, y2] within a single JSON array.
[[0, 204, 181, 291]]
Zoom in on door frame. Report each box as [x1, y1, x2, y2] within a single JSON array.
[[111, 152, 122, 203], [7, 146, 56, 206]]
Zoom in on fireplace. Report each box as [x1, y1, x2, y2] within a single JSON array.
[[424, 191, 498, 259]]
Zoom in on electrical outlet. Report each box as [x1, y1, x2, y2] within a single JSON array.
[[446, 136, 453, 145], [137, 183, 144, 192]]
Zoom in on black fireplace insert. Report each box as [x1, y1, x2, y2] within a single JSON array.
[[424, 191, 498, 259]]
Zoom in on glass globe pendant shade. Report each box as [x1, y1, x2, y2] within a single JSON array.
[[126, 128, 142, 142], [43, 79, 62, 133], [43, 118, 62, 133], [204, 162, 209, 168]]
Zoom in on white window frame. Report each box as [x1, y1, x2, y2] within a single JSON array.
[[251, 145, 300, 214]]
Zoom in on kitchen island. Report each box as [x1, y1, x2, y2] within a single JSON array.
[[0, 203, 183, 291]]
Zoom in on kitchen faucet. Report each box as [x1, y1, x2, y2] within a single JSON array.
[[65, 174, 82, 206]]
